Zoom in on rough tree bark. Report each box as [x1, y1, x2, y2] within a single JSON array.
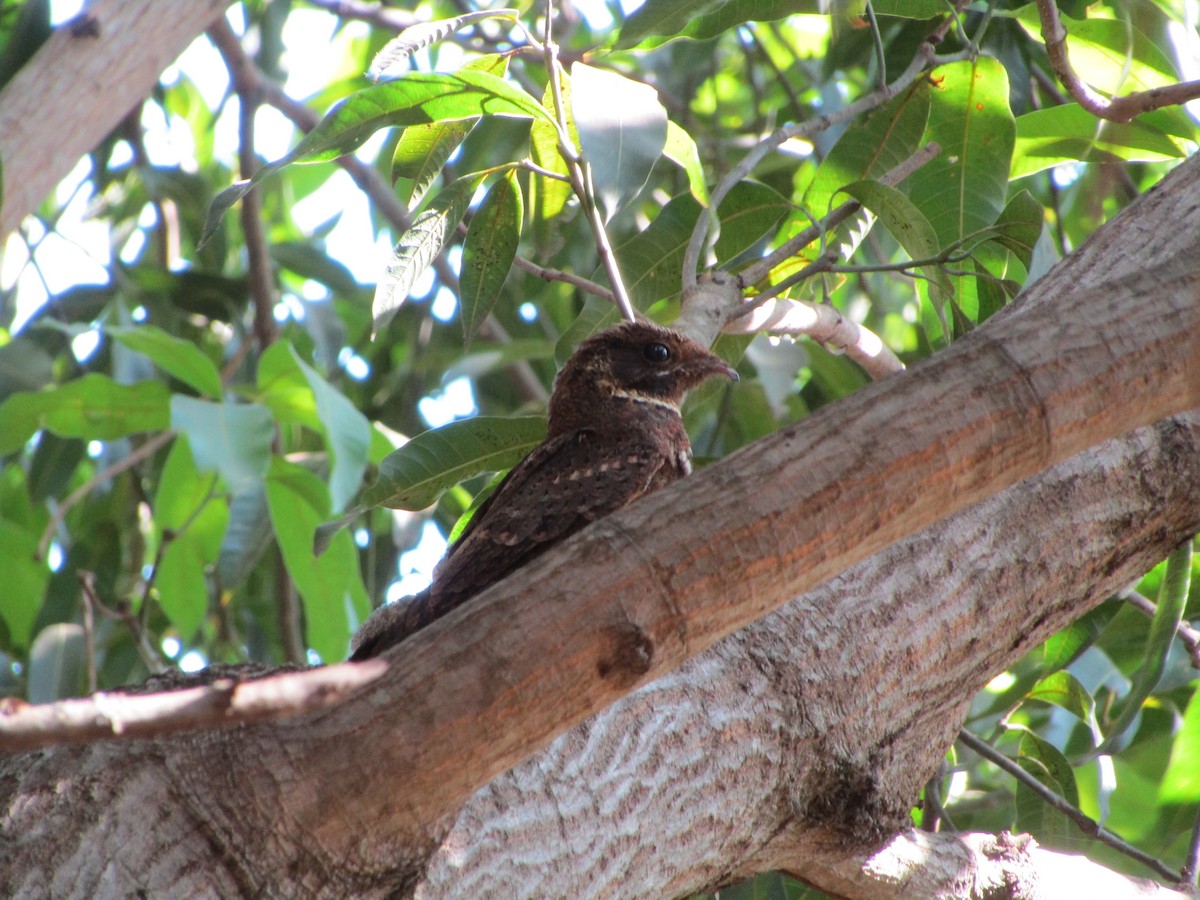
[[2, 6, 1200, 900]]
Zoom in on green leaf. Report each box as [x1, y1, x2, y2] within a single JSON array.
[[805, 80, 932, 218], [392, 119, 476, 206], [615, 0, 726, 49], [571, 62, 668, 223], [663, 120, 710, 206], [1042, 599, 1121, 671], [1161, 685, 1200, 804], [287, 346, 372, 514], [1016, 8, 1180, 95], [108, 325, 224, 399], [0, 375, 171, 455], [368, 10, 518, 81], [217, 484, 273, 591], [1014, 728, 1079, 847], [361, 415, 547, 511], [372, 170, 488, 333], [1098, 541, 1192, 754], [1024, 671, 1096, 724], [871, 0, 945, 16], [461, 169, 522, 344], [267, 457, 370, 661], [201, 70, 549, 246], [0, 518, 49, 649], [985, 190, 1044, 269], [169, 396, 274, 493], [530, 75, 577, 258], [1012, 104, 1185, 179], [27, 623, 85, 703], [905, 57, 1015, 249]]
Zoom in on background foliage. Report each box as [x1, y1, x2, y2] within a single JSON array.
[[1, 0, 1198, 892]]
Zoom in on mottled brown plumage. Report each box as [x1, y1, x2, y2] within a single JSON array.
[[349, 321, 736, 660]]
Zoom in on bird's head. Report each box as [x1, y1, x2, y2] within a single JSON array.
[[548, 321, 738, 432]]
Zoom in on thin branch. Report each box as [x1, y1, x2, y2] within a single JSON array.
[[863, 1, 887, 89], [723, 296, 904, 381], [0, 661, 386, 753], [78, 570, 165, 675], [682, 45, 947, 290], [1036, 0, 1200, 123], [1185, 801, 1200, 886], [1124, 589, 1200, 669], [541, 8, 636, 322], [957, 729, 1182, 884], [37, 431, 175, 561], [511, 254, 614, 302], [209, 19, 277, 350], [737, 141, 942, 290]]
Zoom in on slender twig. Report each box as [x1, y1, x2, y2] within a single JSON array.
[[78, 570, 165, 674], [723, 297, 904, 381], [0, 660, 387, 752], [209, 19, 276, 350], [1035, 0, 1200, 123], [737, 141, 942, 289], [957, 729, 1182, 883], [1184, 802, 1200, 886], [682, 46, 948, 289], [37, 431, 174, 561], [541, 5, 636, 322], [1124, 589, 1200, 669], [863, 1, 887, 90], [511, 254, 613, 302]]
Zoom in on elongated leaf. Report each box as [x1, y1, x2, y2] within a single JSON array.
[[288, 346, 371, 514], [1012, 104, 1184, 179], [201, 70, 549, 246], [0, 375, 170, 455], [393, 119, 476, 205], [461, 170, 523, 344], [905, 57, 1015, 248], [28, 624, 85, 703], [1015, 728, 1079, 847], [985, 190, 1044, 269], [1016, 8, 1180, 94], [369, 9, 518, 81], [1099, 541, 1192, 754], [361, 415, 547, 511], [1025, 671, 1096, 724], [805, 80, 931, 218], [0, 518, 49, 649], [572, 62, 668, 223], [108, 325, 223, 399], [1161, 684, 1200, 804], [217, 483, 273, 590], [169, 396, 274, 494], [373, 170, 487, 333], [614, 0, 726, 49], [267, 457, 370, 661], [664, 120, 709, 206], [530, 75, 577, 257]]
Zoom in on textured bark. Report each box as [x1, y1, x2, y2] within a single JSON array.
[[0, 0, 233, 239], [1, 4, 1199, 896]]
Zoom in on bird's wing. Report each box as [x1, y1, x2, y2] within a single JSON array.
[[432, 428, 673, 603]]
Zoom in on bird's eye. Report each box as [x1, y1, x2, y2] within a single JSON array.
[[643, 342, 671, 363]]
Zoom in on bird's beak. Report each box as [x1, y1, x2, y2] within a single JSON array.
[[709, 357, 739, 382]]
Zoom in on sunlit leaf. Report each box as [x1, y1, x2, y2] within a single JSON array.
[[664, 120, 710, 206], [572, 62, 668, 223], [1012, 104, 1185, 179], [905, 57, 1015, 248], [1161, 686, 1200, 804], [1024, 671, 1096, 724], [0, 518, 49, 649], [392, 119, 476, 205]]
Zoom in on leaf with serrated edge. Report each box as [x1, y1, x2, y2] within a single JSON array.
[[369, 10, 518, 81]]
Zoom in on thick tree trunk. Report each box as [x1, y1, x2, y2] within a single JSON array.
[[2, 6, 1199, 898]]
